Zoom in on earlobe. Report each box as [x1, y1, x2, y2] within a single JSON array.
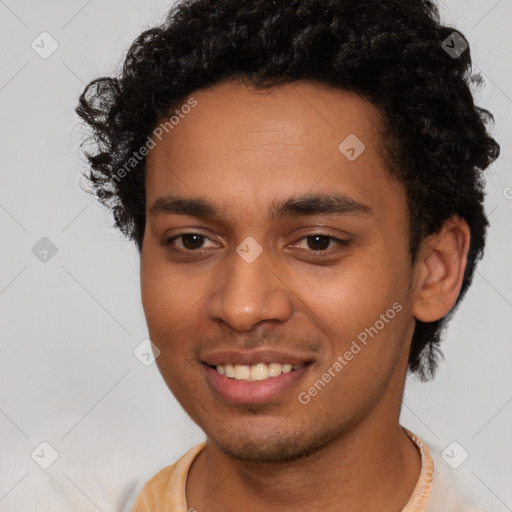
[[412, 216, 471, 323]]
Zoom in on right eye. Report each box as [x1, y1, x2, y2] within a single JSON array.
[[162, 231, 218, 251]]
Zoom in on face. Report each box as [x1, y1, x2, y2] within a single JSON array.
[[141, 80, 418, 463]]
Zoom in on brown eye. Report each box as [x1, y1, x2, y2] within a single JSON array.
[[162, 232, 215, 251], [293, 233, 350, 253], [180, 233, 206, 250], [306, 234, 332, 251]]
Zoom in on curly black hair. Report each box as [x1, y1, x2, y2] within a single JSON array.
[[76, 0, 499, 381]]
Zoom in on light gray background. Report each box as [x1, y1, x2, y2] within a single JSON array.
[[0, 0, 511, 510]]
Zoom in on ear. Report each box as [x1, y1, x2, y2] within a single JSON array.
[[412, 216, 471, 323]]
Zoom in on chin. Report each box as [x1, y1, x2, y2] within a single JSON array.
[[208, 425, 336, 464]]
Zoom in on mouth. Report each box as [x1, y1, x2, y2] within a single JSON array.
[[213, 362, 304, 381], [202, 361, 313, 405]]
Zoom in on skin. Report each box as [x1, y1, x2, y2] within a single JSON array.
[[140, 80, 470, 512]]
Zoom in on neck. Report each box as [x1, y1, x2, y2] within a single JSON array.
[[186, 413, 422, 512]]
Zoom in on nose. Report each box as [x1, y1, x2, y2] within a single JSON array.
[[206, 245, 294, 332]]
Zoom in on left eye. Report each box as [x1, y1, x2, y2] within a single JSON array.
[[292, 234, 350, 252]]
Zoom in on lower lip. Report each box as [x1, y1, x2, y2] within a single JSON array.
[[203, 363, 312, 405]]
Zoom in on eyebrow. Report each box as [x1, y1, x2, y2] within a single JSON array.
[[149, 192, 372, 220]]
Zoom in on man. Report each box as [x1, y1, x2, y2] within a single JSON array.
[[76, 0, 499, 510]]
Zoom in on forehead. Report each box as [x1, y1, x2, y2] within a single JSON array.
[[144, 80, 402, 222], [147, 79, 386, 161]]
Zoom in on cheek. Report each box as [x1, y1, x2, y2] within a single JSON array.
[[140, 253, 199, 339], [306, 256, 405, 331], [141, 259, 206, 394], [140, 257, 219, 397], [298, 249, 412, 384]]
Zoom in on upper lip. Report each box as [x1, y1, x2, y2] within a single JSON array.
[[201, 349, 313, 367]]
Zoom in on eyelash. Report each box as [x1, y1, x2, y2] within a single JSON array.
[[161, 231, 351, 255]]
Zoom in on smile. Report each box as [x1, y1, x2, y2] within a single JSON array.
[[215, 362, 304, 381], [203, 362, 312, 405]]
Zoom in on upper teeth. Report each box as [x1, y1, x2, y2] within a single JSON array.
[[216, 363, 303, 381]]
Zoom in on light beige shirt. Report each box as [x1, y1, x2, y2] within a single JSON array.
[[132, 428, 484, 511]]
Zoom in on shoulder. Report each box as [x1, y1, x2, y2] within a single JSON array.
[[132, 442, 207, 512], [403, 428, 495, 512], [426, 441, 497, 512]]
